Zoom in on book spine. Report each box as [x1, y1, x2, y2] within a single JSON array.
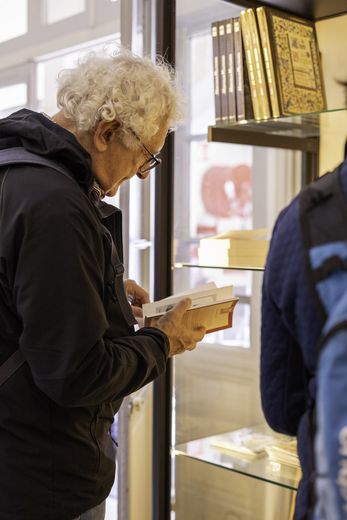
[[225, 19, 236, 124], [242, 38, 255, 121], [211, 22, 222, 124], [233, 17, 245, 121], [233, 17, 253, 122], [256, 7, 281, 117], [246, 8, 271, 120], [219, 20, 229, 123], [240, 10, 261, 121]]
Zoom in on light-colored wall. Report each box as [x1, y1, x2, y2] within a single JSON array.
[[129, 385, 153, 520], [316, 14, 347, 175]]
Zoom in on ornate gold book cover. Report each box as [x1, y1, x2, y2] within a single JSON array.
[[263, 7, 326, 115]]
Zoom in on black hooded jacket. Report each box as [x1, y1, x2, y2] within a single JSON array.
[[0, 109, 169, 520]]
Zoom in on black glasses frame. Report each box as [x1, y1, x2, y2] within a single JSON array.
[[130, 129, 162, 174]]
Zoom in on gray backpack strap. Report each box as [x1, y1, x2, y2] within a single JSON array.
[[0, 350, 25, 387], [0, 147, 75, 182], [0, 147, 75, 387]]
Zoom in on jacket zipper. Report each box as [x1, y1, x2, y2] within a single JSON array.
[[90, 405, 101, 472]]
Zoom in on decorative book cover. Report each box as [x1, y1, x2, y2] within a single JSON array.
[[211, 21, 222, 124], [258, 7, 326, 115], [233, 17, 254, 122], [225, 18, 236, 123]]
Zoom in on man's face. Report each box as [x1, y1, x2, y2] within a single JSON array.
[[95, 122, 169, 197]]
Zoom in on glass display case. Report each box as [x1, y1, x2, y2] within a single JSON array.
[[170, 1, 304, 518]]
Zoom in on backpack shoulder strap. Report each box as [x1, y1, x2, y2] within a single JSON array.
[[0, 147, 76, 183], [0, 147, 76, 387], [0, 350, 26, 387], [299, 164, 347, 320]]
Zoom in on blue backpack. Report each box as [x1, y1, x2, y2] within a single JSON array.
[[300, 163, 347, 519]]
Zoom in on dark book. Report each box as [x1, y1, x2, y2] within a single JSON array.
[[225, 18, 236, 124], [211, 21, 222, 124], [233, 17, 254, 122], [255, 6, 326, 116], [218, 20, 229, 123]]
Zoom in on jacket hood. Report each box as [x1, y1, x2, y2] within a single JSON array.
[[0, 109, 93, 188]]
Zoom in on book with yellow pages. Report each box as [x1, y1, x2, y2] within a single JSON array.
[[210, 425, 300, 468], [239, 10, 261, 120], [245, 8, 271, 120], [143, 282, 238, 334], [265, 439, 300, 469], [198, 228, 269, 268], [256, 6, 280, 117], [255, 6, 326, 116]]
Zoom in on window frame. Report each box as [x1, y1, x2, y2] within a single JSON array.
[[0, 0, 120, 73]]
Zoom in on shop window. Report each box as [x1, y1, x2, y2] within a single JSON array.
[[0, 83, 27, 118], [36, 38, 119, 116], [0, 0, 27, 44], [44, 0, 86, 25]]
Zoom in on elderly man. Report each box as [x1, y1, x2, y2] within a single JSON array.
[[0, 49, 205, 520]]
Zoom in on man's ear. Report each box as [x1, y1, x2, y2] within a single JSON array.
[[94, 120, 120, 152]]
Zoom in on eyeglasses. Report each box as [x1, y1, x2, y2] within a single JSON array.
[[130, 129, 162, 174]]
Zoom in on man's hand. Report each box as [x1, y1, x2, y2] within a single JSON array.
[[145, 298, 206, 357], [124, 279, 149, 327]]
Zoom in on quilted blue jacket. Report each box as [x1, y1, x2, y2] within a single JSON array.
[[261, 151, 347, 520]]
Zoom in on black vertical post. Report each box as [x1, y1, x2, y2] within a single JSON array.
[[152, 1, 176, 520], [301, 147, 319, 186]]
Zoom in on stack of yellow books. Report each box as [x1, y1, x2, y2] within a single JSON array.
[[265, 439, 300, 469], [198, 228, 269, 268]]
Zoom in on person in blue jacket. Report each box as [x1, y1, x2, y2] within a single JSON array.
[[261, 144, 347, 520]]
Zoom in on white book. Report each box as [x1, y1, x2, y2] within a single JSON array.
[[198, 229, 269, 268], [143, 282, 239, 333]]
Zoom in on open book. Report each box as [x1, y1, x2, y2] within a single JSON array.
[[142, 282, 239, 333]]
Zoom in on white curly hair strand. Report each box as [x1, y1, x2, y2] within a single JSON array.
[[56, 48, 184, 150]]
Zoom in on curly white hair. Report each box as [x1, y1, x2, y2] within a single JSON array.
[[56, 48, 184, 149]]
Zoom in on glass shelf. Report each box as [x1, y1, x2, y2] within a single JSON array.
[[174, 262, 264, 272], [175, 428, 301, 491], [208, 107, 347, 151]]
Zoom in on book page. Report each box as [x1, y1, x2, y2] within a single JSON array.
[[143, 285, 234, 318], [163, 282, 217, 300]]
